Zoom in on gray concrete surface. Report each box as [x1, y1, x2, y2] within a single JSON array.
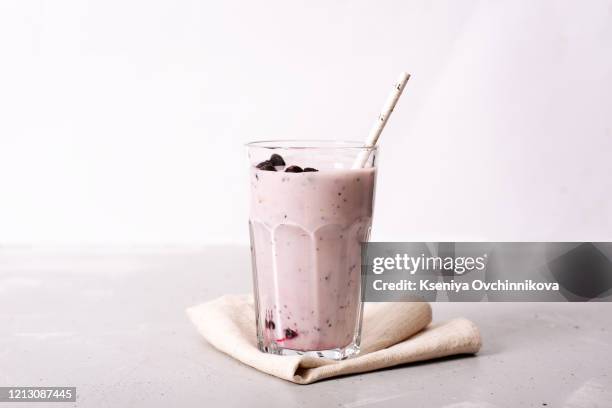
[[1, 246, 611, 407]]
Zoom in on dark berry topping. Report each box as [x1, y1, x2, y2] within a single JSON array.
[[285, 165, 303, 173], [269, 153, 285, 166], [303, 167, 319, 172], [256, 160, 272, 169], [285, 328, 298, 339], [256, 161, 277, 171]]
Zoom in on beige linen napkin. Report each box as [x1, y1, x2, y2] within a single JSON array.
[[187, 294, 481, 384]]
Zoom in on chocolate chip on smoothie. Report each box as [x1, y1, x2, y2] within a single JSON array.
[[285, 165, 303, 173], [303, 167, 319, 172], [269, 153, 286, 166]]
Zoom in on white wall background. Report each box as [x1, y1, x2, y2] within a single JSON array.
[[1, 0, 611, 246]]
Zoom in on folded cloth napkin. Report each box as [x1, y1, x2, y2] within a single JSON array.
[[187, 295, 481, 384]]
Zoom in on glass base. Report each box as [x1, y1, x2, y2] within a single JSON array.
[[258, 341, 360, 360]]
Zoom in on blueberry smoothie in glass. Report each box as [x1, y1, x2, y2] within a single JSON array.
[[247, 141, 377, 359]]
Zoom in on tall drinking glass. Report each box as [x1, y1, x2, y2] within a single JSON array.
[[247, 140, 378, 360]]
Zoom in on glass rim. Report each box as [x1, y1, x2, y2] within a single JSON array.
[[245, 139, 377, 150]]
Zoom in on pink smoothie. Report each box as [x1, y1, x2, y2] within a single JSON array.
[[249, 166, 376, 352]]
